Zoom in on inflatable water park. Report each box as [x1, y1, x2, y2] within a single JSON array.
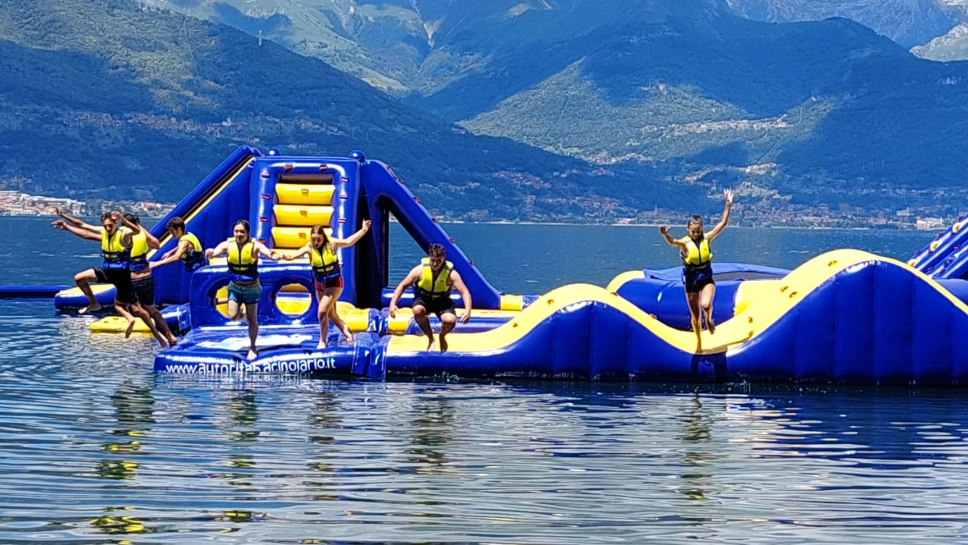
[[11, 145, 968, 386]]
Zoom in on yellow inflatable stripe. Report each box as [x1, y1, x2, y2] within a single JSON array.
[[90, 316, 151, 333], [276, 183, 334, 206], [57, 283, 117, 298], [605, 270, 646, 293], [273, 204, 333, 227], [500, 294, 524, 311], [733, 279, 783, 315], [272, 227, 332, 249]]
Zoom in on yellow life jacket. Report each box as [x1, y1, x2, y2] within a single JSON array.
[[310, 243, 340, 280], [101, 228, 130, 270], [128, 230, 150, 273], [227, 238, 259, 282], [415, 257, 453, 298], [680, 235, 712, 268], [180, 232, 206, 271]]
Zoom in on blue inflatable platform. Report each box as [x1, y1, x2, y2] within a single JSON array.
[[32, 147, 968, 386]]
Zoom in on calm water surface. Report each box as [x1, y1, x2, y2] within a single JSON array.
[[2, 217, 967, 544]]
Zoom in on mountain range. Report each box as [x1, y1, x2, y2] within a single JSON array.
[[0, 0, 706, 223], [3, 0, 968, 223], [141, 0, 968, 217]]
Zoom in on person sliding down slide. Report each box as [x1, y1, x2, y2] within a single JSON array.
[[388, 243, 472, 352], [275, 220, 371, 350]]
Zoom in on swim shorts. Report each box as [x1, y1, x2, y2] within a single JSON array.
[[131, 275, 156, 307], [95, 267, 138, 305], [228, 281, 263, 305], [314, 275, 343, 292], [683, 265, 715, 294], [412, 295, 456, 317]]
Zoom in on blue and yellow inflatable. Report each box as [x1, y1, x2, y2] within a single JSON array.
[[36, 147, 968, 386]]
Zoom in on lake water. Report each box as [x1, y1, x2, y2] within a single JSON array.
[[3, 216, 967, 544]]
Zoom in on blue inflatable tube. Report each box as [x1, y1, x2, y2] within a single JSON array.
[[154, 326, 384, 379], [0, 285, 71, 299]]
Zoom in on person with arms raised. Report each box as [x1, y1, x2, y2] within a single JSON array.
[[658, 189, 734, 352], [276, 220, 371, 349], [115, 212, 178, 346], [51, 208, 167, 346]]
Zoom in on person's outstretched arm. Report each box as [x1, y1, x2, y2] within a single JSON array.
[[52, 219, 101, 242], [254, 241, 279, 261], [450, 270, 472, 324], [205, 240, 230, 259], [658, 226, 688, 251], [388, 265, 422, 318], [332, 220, 371, 249], [53, 206, 100, 234], [707, 189, 734, 242], [275, 244, 311, 261], [151, 239, 191, 268]]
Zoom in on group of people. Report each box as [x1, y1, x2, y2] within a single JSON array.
[[53, 211, 473, 360], [52, 208, 180, 347], [53, 189, 731, 358]]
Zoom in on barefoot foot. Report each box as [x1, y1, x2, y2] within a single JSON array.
[[439, 336, 448, 353], [124, 319, 136, 339], [166, 335, 178, 346], [79, 303, 102, 315], [246, 349, 258, 361], [316, 341, 327, 350], [426, 339, 435, 352]]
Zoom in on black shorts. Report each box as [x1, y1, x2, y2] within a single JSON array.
[[94, 267, 138, 305], [683, 266, 715, 294], [131, 275, 156, 307], [412, 295, 456, 317]]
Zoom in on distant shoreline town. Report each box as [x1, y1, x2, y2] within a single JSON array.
[[0, 189, 951, 230], [0, 191, 175, 219]]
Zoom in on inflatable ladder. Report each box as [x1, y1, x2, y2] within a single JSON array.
[[271, 179, 336, 255], [267, 175, 338, 315]]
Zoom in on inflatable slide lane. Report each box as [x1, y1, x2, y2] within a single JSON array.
[[908, 213, 968, 275], [357, 160, 511, 311]]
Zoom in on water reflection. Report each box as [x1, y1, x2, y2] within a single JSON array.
[[742, 389, 968, 468], [304, 389, 342, 500], [96, 379, 154, 480], [217, 389, 259, 488], [678, 394, 713, 502], [92, 380, 157, 536], [405, 395, 455, 474]]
